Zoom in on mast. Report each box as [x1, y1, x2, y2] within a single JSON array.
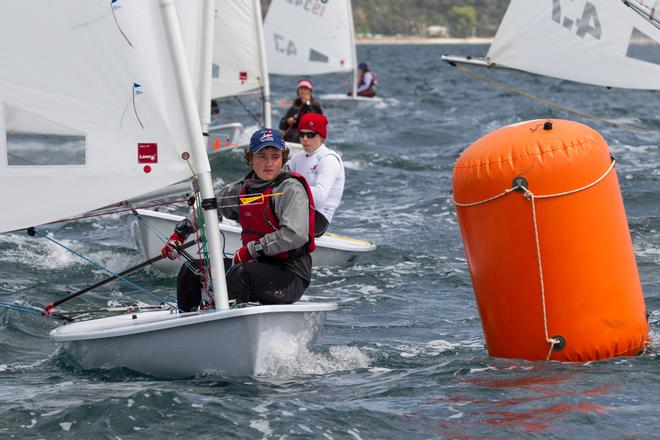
[[254, 0, 272, 127], [197, 0, 215, 135], [161, 0, 230, 310], [347, 0, 358, 97]]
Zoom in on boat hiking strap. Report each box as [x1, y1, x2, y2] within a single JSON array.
[[28, 228, 179, 314], [450, 63, 660, 135], [451, 159, 617, 361]]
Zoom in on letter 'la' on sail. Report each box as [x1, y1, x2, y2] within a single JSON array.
[[442, 0, 660, 90]]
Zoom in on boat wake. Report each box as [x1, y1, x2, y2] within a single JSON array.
[[254, 344, 370, 377]]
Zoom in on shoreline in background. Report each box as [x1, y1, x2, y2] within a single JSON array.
[[356, 36, 493, 45]]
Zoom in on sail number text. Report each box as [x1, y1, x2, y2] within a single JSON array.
[[551, 0, 602, 40], [274, 34, 297, 56]]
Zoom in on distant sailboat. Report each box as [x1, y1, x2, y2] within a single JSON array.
[[202, 0, 273, 154], [263, 0, 382, 106], [442, 0, 660, 90], [0, 0, 336, 377]]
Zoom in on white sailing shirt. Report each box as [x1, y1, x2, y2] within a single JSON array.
[[287, 144, 345, 223]]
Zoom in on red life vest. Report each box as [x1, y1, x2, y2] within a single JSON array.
[[358, 71, 378, 90], [239, 172, 316, 259]]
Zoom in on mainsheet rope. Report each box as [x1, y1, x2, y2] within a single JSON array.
[[451, 159, 617, 360], [451, 64, 660, 135]]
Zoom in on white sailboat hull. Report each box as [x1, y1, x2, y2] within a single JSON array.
[[131, 209, 375, 273], [319, 93, 384, 108], [50, 303, 337, 377], [207, 123, 303, 155]]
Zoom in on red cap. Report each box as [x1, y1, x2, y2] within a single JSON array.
[[298, 113, 328, 139], [297, 79, 314, 90]]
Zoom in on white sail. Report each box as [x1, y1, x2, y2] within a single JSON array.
[[212, 0, 267, 98], [486, 0, 660, 89], [0, 1, 196, 233], [263, 0, 355, 75]]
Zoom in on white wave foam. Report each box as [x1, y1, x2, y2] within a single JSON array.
[[342, 159, 364, 170], [256, 345, 370, 376], [399, 339, 456, 358]]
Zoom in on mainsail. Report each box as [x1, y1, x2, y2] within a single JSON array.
[[444, 0, 660, 90], [0, 1, 196, 233], [212, 0, 268, 98], [263, 0, 356, 76]]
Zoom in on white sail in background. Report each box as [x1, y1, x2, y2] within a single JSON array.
[[264, 0, 355, 75], [0, 1, 196, 233], [486, 0, 660, 89], [211, 0, 267, 98]]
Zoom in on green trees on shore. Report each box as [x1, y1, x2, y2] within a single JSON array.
[[351, 0, 508, 37], [260, 0, 509, 38]]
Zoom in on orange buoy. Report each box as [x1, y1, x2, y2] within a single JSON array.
[[452, 119, 648, 362]]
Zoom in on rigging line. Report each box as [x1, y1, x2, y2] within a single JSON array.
[[334, 72, 350, 88], [0, 302, 49, 317], [234, 96, 262, 126], [45, 199, 189, 225], [614, 88, 660, 117], [452, 64, 660, 134], [125, 203, 198, 274], [110, 0, 133, 47], [31, 229, 177, 310]]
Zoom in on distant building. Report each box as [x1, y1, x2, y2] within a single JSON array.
[[426, 25, 449, 37]]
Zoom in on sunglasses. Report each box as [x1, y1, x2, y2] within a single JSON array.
[[298, 131, 317, 139]]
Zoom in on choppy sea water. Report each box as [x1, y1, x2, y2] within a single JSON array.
[[1, 44, 659, 438]]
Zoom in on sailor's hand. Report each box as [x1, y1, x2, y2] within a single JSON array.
[[287, 116, 297, 126], [232, 246, 252, 265], [161, 231, 185, 260]]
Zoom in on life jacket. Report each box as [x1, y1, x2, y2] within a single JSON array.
[[239, 172, 316, 259], [359, 71, 378, 91]]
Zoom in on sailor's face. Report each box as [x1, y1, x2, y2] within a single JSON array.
[[299, 130, 323, 153], [251, 147, 283, 182], [297, 86, 312, 102]]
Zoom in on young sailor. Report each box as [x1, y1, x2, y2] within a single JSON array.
[[287, 113, 344, 234], [279, 78, 324, 142], [356, 62, 378, 97], [162, 128, 316, 308]]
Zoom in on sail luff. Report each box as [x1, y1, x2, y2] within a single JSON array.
[[254, 0, 272, 127], [197, 0, 215, 134], [348, 0, 358, 97], [160, 0, 230, 309]]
